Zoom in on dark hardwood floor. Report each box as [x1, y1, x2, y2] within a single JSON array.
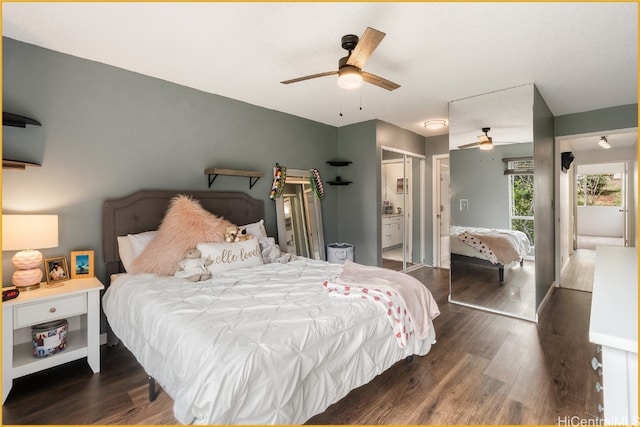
[[3, 264, 600, 425]]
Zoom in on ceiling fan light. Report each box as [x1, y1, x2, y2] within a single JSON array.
[[424, 119, 447, 130], [338, 66, 363, 89], [479, 139, 493, 150]]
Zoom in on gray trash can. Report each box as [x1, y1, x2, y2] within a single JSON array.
[[327, 243, 354, 264]]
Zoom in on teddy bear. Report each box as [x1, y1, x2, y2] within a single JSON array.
[[224, 225, 253, 243], [174, 248, 213, 282]]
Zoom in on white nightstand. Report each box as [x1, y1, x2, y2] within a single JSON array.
[[2, 277, 104, 403]]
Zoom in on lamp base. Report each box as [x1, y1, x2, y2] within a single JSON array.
[[12, 267, 44, 290], [15, 283, 41, 292]]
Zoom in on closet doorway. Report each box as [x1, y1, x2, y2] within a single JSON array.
[[381, 147, 425, 272]]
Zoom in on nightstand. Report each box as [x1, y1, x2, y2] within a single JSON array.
[[2, 277, 104, 403]]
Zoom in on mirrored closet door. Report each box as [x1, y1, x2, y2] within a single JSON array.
[[381, 148, 425, 272], [448, 84, 537, 321]]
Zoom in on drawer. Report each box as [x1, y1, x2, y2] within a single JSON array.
[[14, 294, 87, 329]]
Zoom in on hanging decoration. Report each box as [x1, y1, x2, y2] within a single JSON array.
[[269, 163, 286, 200], [309, 168, 325, 200]]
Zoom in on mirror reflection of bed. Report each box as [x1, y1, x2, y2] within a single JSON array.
[[448, 84, 537, 321]]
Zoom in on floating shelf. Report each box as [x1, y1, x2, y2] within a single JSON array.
[[3, 112, 43, 169], [326, 160, 352, 167], [205, 168, 264, 189], [327, 180, 352, 186], [3, 112, 42, 128], [2, 159, 41, 170]]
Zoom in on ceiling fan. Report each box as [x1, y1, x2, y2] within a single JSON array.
[[458, 127, 497, 150], [280, 27, 400, 91]]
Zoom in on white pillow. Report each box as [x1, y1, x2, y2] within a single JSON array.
[[117, 230, 157, 272], [197, 239, 263, 276], [240, 219, 267, 239]]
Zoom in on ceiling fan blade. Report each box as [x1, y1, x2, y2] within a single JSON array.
[[281, 71, 337, 85], [362, 72, 400, 91], [347, 27, 385, 69], [458, 142, 482, 149], [478, 135, 491, 143]]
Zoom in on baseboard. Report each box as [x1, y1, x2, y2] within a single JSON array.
[[535, 281, 557, 321]]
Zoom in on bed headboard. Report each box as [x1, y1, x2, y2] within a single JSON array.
[[102, 190, 264, 280]]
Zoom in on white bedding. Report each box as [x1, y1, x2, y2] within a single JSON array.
[[102, 257, 437, 424], [450, 225, 531, 266]]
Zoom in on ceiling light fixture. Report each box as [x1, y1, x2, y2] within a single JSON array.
[[598, 136, 611, 149], [337, 65, 363, 89], [478, 139, 493, 150], [424, 119, 448, 130]]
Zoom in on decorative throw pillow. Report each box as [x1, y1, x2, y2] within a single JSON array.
[[130, 195, 233, 276], [197, 239, 263, 276], [241, 219, 267, 239], [117, 230, 157, 272]]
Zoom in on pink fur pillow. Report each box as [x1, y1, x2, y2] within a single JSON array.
[[130, 195, 233, 276]]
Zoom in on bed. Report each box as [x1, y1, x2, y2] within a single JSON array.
[[450, 225, 531, 282], [101, 190, 439, 424]]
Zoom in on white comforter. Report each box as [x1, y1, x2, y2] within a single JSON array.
[[102, 258, 437, 424]]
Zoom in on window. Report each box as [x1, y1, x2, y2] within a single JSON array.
[[576, 173, 622, 206], [505, 158, 534, 247]]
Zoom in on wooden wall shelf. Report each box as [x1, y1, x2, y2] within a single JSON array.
[[2, 159, 41, 170], [205, 168, 264, 189], [3, 112, 43, 169]]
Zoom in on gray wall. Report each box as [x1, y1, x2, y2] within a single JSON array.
[[533, 86, 556, 310], [2, 38, 340, 285], [334, 121, 378, 265], [555, 104, 638, 137], [450, 143, 532, 229]]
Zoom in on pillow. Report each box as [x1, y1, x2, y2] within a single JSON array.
[[117, 231, 157, 272], [241, 219, 267, 239], [197, 239, 263, 276], [130, 195, 233, 276]]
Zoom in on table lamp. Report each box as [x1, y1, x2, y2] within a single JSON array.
[[2, 214, 59, 291]]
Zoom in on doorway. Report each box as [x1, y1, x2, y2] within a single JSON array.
[[560, 161, 628, 292], [574, 162, 628, 249], [432, 154, 450, 268], [381, 147, 425, 272]]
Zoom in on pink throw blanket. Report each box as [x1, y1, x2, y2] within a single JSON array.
[[323, 260, 440, 348]]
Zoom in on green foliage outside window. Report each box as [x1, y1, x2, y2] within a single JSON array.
[[577, 174, 622, 206], [510, 174, 535, 245]]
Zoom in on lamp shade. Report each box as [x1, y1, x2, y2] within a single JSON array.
[[2, 215, 59, 251]]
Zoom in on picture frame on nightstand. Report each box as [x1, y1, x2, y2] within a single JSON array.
[[70, 250, 95, 279], [44, 256, 69, 284]]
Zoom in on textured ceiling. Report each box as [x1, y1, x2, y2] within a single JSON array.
[[2, 2, 638, 142]]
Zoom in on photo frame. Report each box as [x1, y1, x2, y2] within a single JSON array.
[[70, 250, 95, 279], [44, 257, 69, 284]]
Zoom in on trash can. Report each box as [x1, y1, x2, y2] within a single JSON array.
[[327, 243, 354, 264]]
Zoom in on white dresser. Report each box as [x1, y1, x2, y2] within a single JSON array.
[[589, 246, 638, 425]]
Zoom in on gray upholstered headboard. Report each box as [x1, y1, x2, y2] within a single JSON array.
[[102, 190, 264, 281]]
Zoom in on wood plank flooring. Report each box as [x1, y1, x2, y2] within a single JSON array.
[[2, 263, 600, 425]]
